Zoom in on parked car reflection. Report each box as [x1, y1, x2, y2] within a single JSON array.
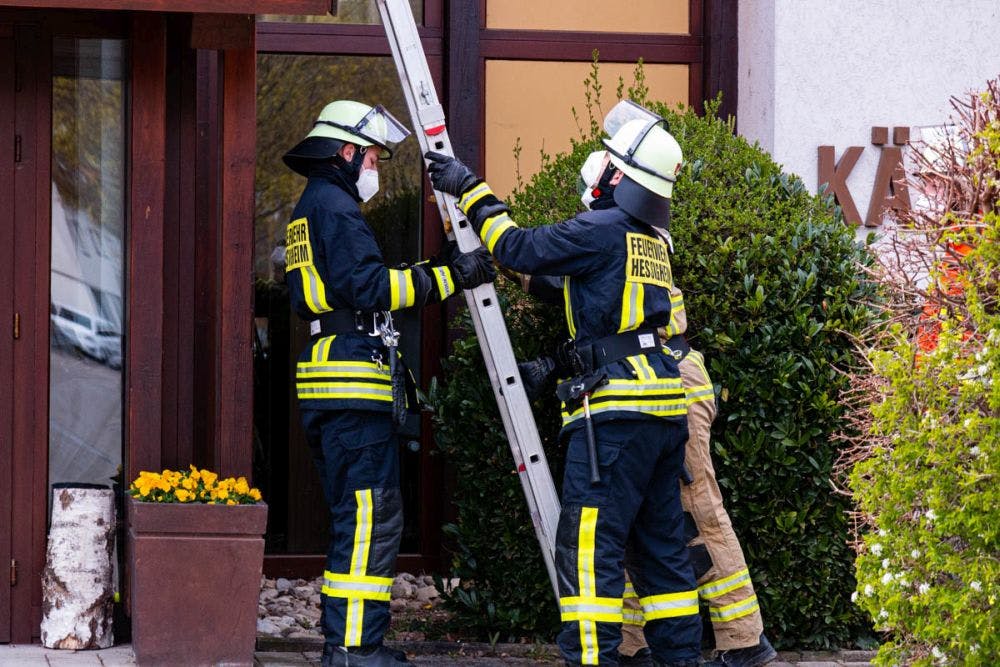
[[50, 303, 122, 368]]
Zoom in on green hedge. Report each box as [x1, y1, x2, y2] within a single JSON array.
[[429, 70, 877, 648]]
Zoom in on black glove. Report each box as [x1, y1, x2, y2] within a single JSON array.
[[448, 246, 496, 290], [425, 151, 480, 197], [517, 356, 557, 401], [427, 239, 458, 267]]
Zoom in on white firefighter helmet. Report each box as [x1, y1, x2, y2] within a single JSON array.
[[283, 100, 411, 176], [600, 100, 683, 228]]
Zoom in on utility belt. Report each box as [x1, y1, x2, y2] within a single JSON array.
[[309, 309, 414, 428], [572, 327, 690, 375], [310, 310, 387, 340]]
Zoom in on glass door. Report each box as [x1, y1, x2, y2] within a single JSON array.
[[47, 37, 126, 495]]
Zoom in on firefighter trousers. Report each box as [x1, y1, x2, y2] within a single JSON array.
[[556, 416, 701, 665], [621, 351, 764, 654], [303, 409, 403, 650]]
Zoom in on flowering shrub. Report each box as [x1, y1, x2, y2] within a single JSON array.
[[841, 80, 1000, 665], [128, 465, 263, 504]]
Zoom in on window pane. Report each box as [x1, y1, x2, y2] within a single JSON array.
[[261, 0, 422, 25], [254, 54, 424, 554], [487, 0, 688, 33], [485, 60, 689, 198], [49, 38, 126, 494]]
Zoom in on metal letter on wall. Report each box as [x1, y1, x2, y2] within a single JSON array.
[[864, 126, 911, 227], [817, 145, 863, 225]]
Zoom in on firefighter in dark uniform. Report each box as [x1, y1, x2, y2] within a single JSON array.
[[426, 100, 701, 667], [282, 100, 495, 667]]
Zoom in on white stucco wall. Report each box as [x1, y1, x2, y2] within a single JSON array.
[[738, 0, 1000, 222]]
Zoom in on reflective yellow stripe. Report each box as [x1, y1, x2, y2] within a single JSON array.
[[296, 383, 393, 401], [578, 507, 599, 665], [563, 277, 576, 338], [624, 582, 638, 599], [622, 607, 645, 626], [310, 336, 336, 363], [300, 266, 332, 314], [665, 290, 686, 336], [639, 590, 700, 620], [622, 581, 644, 626], [561, 376, 687, 424], [635, 355, 657, 380], [480, 212, 516, 252], [699, 568, 751, 600], [432, 266, 456, 298], [343, 490, 374, 646], [686, 383, 715, 405], [619, 282, 644, 332], [298, 360, 387, 371], [709, 593, 759, 623], [321, 572, 393, 601], [559, 595, 623, 623], [388, 269, 416, 310], [457, 182, 491, 213]]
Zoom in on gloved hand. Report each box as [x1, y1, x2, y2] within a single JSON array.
[[448, 246, 496, 290], [517, 356, 557, 401], [427, 239, 458, 267], [425, 151, 480, 197]]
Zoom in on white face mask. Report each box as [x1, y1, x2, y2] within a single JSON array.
[[356, 167, 380, 203], [578, 151, 607, 209]]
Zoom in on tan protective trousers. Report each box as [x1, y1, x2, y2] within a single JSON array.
[[621, 350, 764, 654]]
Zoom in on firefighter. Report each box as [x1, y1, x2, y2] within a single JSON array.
[[426, 100, 701, 666], [515, 122, 776, 667], [282, 100, 495, 667]]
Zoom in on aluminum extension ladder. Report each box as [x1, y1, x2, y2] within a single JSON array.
[[376, 0, 562, 598]]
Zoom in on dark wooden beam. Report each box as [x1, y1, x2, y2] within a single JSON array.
[[256, 22, 442, 56], [0, 0, 328, 14], [479, 30, 702, 63], [703, 0, 738, 123], [216, 35, 256, 479], [192, 49, 219, 469], [127, 12, 166, 481], [446, 0, 482, 170]]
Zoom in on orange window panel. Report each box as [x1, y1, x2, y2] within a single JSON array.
[[485, 60, 689, 198]]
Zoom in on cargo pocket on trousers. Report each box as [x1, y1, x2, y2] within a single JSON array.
[[564, 434, 625, 504]]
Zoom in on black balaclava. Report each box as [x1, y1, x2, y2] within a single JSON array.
[[309, 146, 366, 202]]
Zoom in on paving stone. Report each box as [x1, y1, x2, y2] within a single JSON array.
[[255, 651, 313, 666], [796, 663, 841, 667]]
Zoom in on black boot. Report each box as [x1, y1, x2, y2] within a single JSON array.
[[322, 644, 410, 666], [703, 634, 777, 667], [619, 647, 654, 666]]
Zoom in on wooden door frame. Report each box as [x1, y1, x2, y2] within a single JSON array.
[[0, 20, 16, 645], [2, 15, 50, 644]]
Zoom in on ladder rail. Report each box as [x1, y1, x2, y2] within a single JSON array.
[[375, 0, 562, 599]]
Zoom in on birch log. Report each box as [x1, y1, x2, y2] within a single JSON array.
[[40, 486, 115, 649]]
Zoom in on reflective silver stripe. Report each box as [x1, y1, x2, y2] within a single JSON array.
[[297, 364, 391, 377], [559, 600, 622, 619], [699, 568, 751, 599], [710, 594, 759, 622], [297, 386, 392, 398], [641, 590, 699, 620], [322, 581, 391, 600]]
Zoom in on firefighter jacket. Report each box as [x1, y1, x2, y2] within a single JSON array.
[[456, 182, 687, 429], [284, 169, 458, 412]]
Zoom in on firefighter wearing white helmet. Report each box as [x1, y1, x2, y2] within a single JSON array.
[[282, 100, 495, 667], [510, 100, 776, 667], [425, 100, 700, 666]]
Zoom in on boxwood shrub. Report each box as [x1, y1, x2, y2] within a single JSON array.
[[428, 70, 877, 648]]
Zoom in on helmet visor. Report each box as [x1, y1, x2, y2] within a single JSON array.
[[314, 104, 412, 159], [604, 99, 665, 137]]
